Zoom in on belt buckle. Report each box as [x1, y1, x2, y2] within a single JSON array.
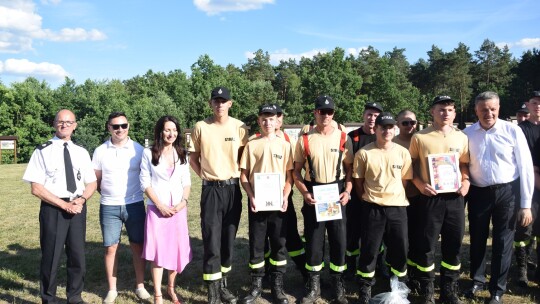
[[216, 180, 225, 187]]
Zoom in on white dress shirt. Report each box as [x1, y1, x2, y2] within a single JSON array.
[[92, 138, 144, 205], [463, 119, 534, 208], [139, 148, 191, 206], [23, 137, 97, 199]]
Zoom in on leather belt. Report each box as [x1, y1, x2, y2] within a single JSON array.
[[202, 178, 239, 187]]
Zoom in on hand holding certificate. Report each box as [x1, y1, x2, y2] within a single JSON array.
[[253, 173, 283, 211], [428, 153, 461, 193], [312, 183, 342, 222]]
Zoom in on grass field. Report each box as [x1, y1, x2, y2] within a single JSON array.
[[1, 163, 540, 303]]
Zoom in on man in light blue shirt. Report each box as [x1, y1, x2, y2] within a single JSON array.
[[463, 91, 533, 304]]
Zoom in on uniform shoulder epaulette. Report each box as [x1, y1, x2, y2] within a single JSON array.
[[36, 141, 52, 150]]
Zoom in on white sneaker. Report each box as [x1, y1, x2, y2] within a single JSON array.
[[103, 290, 118, 304], [135, 287, 152, 300]]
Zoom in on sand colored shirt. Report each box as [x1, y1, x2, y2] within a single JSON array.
[[294, 128, 354, 183], [353, 142, 412, 206], [409, 126, 469, 185], [299, 120, 346, 135], [240, 136, 293, 189], [189, 117, 249, 180], [393, 136, 420, 197]]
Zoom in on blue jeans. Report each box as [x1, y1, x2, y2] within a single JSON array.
[[100, 201, 145, 246]]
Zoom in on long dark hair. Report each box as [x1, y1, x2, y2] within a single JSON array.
[[151, 115, 187, 166]]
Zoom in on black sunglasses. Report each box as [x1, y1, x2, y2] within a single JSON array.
[[400, 120, 417, 127], [317, 109, 335, 116], [110, 123, 128, 130]]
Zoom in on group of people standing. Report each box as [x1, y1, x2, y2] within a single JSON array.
[[22, 87, 540, 304]]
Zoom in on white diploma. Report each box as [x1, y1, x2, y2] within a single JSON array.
[[254, 173, 283, 211], [313, 183, 342, 222], [428, 153, 461, 193]]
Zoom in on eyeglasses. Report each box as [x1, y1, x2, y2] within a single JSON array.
[[56, 121, 75, 126], [110, 123, 129, 130], [317, 109, 335, 116], [400, 120, 417, 127]]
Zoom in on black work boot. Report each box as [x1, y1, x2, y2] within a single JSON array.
[[220, 276, 238, 304], [440, 279, 463, 304], [271, 273, 289, 304], [420, 281, 435, 304], [515, 246, 529, 287], [357, 282, 371, 304], [301, 272, 321, 304], [241, 276, 262, 304], [407, 267, 421, 294], [208, 280, 223, 304], [331, 274, 348, 304], [343, 255, 357, 281]]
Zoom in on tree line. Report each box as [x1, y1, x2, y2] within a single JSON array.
[[1, 39, 539, 163]]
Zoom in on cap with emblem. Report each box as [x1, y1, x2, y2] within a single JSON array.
[[517, 103, 530, 114], [375, 112, 397, 126], [531, 91, 540, 99], [364, 102, 383, 113], [211, 86, 231, 100], [259, 104, 278, 115], [272, 103, 283, 114], [314, 95, 335, 110], [432, 95, 455, 106]]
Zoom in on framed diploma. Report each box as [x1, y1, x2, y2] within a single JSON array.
[[428, 153, 461, 193], [313, 183, 342, 222], [254, 173, 283, 211]]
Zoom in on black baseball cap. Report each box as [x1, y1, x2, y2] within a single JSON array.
[[375, 112, 397, 126], [432, 95, 455, 106], [517, 103, 530, 114], [314, 95, 335, 110], [272, 103, 283, 114], [365, 102, 383, 112], [531, 91, 540, 99], [211, 87, 231, 100], [259, 104, 278, 115]]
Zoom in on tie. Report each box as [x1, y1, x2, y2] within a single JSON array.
[[64, 142, 77, 193]]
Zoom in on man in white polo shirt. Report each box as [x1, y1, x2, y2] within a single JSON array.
[[92, 112, 150, 303]]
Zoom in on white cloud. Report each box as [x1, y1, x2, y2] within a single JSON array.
[[496, 38, 540, 50], [41, 0, 61, 4], [194, 0, 274, 16], [345, 47, 369, 57], [515, 38, 540, 49], [245, 48, 329, 65], [0, 58, 68, 80], [0, 0, 106, 53]]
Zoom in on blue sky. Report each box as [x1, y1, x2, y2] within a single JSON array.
[[1, 0, 539, 87]]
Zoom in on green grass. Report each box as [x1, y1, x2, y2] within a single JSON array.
[[0, 163, 539, 303]]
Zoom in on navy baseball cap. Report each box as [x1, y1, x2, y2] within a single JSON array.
[[272, 103, 283, 114], [517, 103, 530, 113], [314, 95, 335, 110], [365, 102, 383, 112], [259, 104, 278, 115], [211, 87, 231, 100], [375, 112, 397, 126], [432, 95, 455, 106]]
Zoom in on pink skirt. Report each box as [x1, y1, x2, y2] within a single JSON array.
[[142, 205, 192, 273]]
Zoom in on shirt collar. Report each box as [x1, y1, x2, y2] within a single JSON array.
[[106, 137, 132, 149], [51, 136, 72, 146], [472, 119, 500, 132]]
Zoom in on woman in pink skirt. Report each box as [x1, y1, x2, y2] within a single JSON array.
[[140, 115, 192, 304]]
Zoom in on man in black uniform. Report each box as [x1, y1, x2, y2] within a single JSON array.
[[23, 109, 97, 304], [344, 102, 383, 279], [517, 90, 540, 286]]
